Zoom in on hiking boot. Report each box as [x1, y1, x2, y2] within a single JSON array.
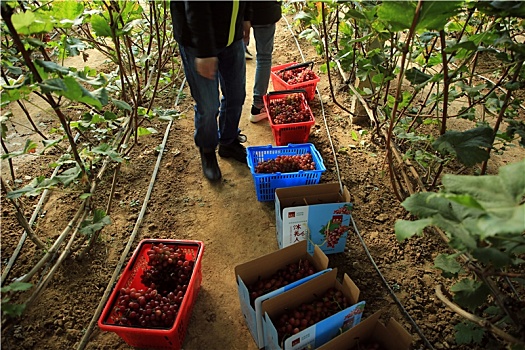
[[218, 139, 247, 164], [237, 133, 247, 143], [249, 105, 268, 123], [199, 148, 222, 181]]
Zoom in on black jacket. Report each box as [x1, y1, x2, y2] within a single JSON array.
[[246, 1, 281, 26], [170, 1, 247, 58]]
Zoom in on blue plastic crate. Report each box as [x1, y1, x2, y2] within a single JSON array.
[[246, 143, 326, 202]]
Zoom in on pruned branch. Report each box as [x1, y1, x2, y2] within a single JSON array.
[[435, 285, 525, 346]]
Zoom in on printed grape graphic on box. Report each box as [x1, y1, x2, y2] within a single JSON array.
[[275, 184, 353, 255]]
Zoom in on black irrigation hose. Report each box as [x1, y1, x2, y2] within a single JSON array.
[[350, 217, 436, 350], [281, 10, 435, 350]]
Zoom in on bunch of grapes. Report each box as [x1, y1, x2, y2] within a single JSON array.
[[324, 225, 349, 248], [111, 243, 194, 329], [113, 287, 185, 328], [333, 205, 352, 215], [141, 243, 194, 293], [269, 94, 311, 125], [277, 67, 317, 85], [247, 259, 317, 306], [274, 287, 351, 344], [255, 153, 315, 174]]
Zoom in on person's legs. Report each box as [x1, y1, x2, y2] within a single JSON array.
[[217, 39, 246, 145], [216, 39, 248, 164], [179, 45, 222, 180], [179, 46, 221, 149], [252, 24, 276, 111]]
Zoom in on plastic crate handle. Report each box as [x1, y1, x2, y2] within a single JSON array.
[[267, 89, 307, 97], [277, 61, 314, 73]]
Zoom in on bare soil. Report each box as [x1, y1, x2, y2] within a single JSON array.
[[1, 17, 522, 350]]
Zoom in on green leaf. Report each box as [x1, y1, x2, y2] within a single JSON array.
[[1, 303, 26, 318], [455, 322, 485, 345], [54, 166, 82, 186], [156, 109, 182, 121], [394, 218, 433, 241], [1, 282, 33, 293], [38, 76, 103, 109], [7, 176, 60, 199], [377, 1, 416, 32], [405, 67, 432, 85], [79, 209, 111, 235], [34, 59, 70, 75], [472, 247, 511, 268], [49, 0, 84, 25], [12, 11, 53, 35], [79, 193, 92, 200], [137, 127, 157, 137], [432, 126, 493, 167], [441, 194, 484, 210], [445, 40, 478, 54], [91, 143, 123, 162], [498, 160, 525, 203], [434, 254, 464, 278], [91, 14, 112, 37], [1, 139, 37, 160], [112, 99, 132, 111], [416, 1, 462, 32], [477, 205, 525, 239], [451, 278, 490, 311]]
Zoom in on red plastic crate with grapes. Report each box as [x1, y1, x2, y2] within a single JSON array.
[[263, 90, 316, 146], [98, 239, 204, 350], [246, 143, 326, 202], [270, 61, 320, 101]]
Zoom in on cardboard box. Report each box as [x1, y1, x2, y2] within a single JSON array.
[[275, 183, 353, 254], [262, 269, 366, 350], [316, 310, 413, 350], [235, 241, 331, 349]]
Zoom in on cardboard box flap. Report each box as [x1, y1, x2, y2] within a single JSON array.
[[342, 274, 360, 305], [316, 310, 413, 350], [276, 184, 351, 210], [262, 269, 339, 319], [234, 241, 329, 286], [385, 317, 413, 349]]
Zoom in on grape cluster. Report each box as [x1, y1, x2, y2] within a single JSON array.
[[113, 287, 185, 328], [111, 243, 194, 329], [255, 153, 315, 174], [274, 287, 351, 344], [247, 259, 317, 306], [269, 94, 311, 125], [277, 67, 317, 85], [324, 225, 349, 248], [333, 206, 352, 215]]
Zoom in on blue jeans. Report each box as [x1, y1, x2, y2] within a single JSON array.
[[252, 24, 276, 110], [179, 40, 246, 148]]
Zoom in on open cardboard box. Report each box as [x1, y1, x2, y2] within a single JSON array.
[[235, 241, 330, 349], [262, 268, 365, 350], [316, 310, 413, 350], [275, 183, 353, 254]]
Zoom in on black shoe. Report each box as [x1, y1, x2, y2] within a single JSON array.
[[199, 148, 222, 181], [218, 139, 247, 164]]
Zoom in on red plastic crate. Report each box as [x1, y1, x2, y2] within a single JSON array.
[[263, 90, 315, 146], [270, 62, 320, 101], [98, 239, 204, 350]]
